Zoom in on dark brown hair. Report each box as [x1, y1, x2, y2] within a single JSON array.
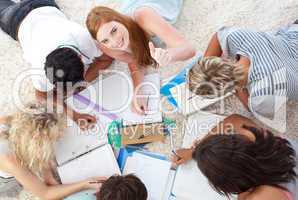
[[193, 126, 297, 197], [97, 174, 147, 200], [86, 6, 156, 67]]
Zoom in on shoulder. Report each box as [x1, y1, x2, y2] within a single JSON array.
[[134, 7, 158, 24], [0, 154, 17, 175], [245, 186, 290, 200]]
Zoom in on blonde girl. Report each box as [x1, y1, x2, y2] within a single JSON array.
[[0, 103, 105, 199]]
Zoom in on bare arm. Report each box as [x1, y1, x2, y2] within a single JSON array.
[[84, 54, 113, 82], [204, 33, 223, 57], [0, 155, 102, 200], [35, 90, 96, 129], [135, 7, 196, 62]]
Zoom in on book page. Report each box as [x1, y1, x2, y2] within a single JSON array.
[[170, 83, 232, 115], [172, 112, 229, 200], [58, 144, 120, 184], [123, 152, 172, 200]]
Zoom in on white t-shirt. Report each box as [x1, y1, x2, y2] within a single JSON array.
[[18, 6, 102, 92]]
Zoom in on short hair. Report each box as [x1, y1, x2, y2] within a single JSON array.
[[45, 47, 85, 91], [97, 174, 147, 200], [193, 126, 297, 197], [188, 56, 244, 97]]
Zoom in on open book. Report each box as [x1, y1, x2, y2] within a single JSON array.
[[172, 112, 230, 200], [66, 72, 162, 126], [170, 83, 232, 116], [58, 144, 121, 200]]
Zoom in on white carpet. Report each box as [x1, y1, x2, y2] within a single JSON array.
[[0, 0, 297, 199]]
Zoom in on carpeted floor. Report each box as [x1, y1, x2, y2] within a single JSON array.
[[0, 0, 297, 199]]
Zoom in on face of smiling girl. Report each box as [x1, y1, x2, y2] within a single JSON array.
[[96, 21, 130, 51]]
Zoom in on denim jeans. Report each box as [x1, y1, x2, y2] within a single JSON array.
[[0, 0, 59, 40]]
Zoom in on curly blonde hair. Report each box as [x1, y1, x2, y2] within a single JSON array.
[[188, 56, 244, 97], [7, 103, 65, 174]]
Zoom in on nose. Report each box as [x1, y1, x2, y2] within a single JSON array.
[[111, 35, 122, 48]]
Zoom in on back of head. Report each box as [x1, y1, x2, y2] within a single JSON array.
[[97, 174, 148, 200], [192, 126, 297, 196], [8, 103, 65, 173], [86, 6, 155, 67], [45, 47, 84, 91], [188, 56, 244, 97]]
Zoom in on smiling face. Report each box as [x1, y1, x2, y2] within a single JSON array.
[[96, 21, 130, 51]]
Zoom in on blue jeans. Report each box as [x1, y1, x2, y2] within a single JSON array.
[[0, 0, 59, 40]]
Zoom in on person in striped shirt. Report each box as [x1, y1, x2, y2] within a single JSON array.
[[188, 21, 298, 119]]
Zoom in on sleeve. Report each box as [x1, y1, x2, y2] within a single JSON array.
[[248, 94, 286, 120], [217, 26, 250, 59], [72, 23, 103, 65]]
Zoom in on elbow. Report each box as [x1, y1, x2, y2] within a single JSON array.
[[40, 191, 59, 200]]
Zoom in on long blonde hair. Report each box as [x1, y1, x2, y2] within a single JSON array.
[[86, 6, 156, 67], [7, 103, 65, 174], [188, 56, 244, 97]]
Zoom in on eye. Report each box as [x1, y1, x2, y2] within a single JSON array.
[[101, 39, 109, 44], [111, 27, 117, 34]]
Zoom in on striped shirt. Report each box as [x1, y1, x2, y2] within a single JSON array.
[[217, 25, 298, 118]]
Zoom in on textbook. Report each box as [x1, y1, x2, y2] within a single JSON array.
[[66, 72, 162, 126], [172, 112, 228, 200]]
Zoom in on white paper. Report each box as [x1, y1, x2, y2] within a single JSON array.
[[71, 73, 162, 126], [58, 144, 121, 184], [172, 112, 229, 200], [123, 152, 172, 200], [170, 83, 232, 116]]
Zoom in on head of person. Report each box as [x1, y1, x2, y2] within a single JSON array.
[[97, 174, 148, 200], [45, 47, 85, 92], [7, 103, 65, 173], [192, 126, 297, 196], [188, 56, 244, 98], [86, 6, 156, 67]]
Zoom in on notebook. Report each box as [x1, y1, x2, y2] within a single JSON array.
[[58, 144, 121, 184], [68, 73, 162, 126], [123, 151, 173, 200], [54, 119, 109, 166], [170, 83, 232, 116], [172, 112, 229, 200]]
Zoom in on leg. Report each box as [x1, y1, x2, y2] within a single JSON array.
[[0, 0, 14, 14]]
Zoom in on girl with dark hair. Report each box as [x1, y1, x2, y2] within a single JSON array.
[[172, 114, 297, 200]]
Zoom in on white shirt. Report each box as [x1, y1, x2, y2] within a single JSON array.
[[18, 6, 102, 92]]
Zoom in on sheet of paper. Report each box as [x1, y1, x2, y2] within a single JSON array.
[[170, 83, 232, 115], [64, 190, 96, 200], [70, 73, 162, 126], [58, 144, 121, 184], [172, 112, 229, 200], [123, 152, 172, 200], [54, 117, 109, 166]]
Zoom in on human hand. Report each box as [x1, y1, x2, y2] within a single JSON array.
[[73, 112, 97, 130], [171, 148, 194, 166], [131, 93, 149, 115], [149, 42, 172, 67], [84, 177, 107, 192]]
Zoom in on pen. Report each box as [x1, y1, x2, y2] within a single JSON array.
[[89, 180, 105, 184]]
